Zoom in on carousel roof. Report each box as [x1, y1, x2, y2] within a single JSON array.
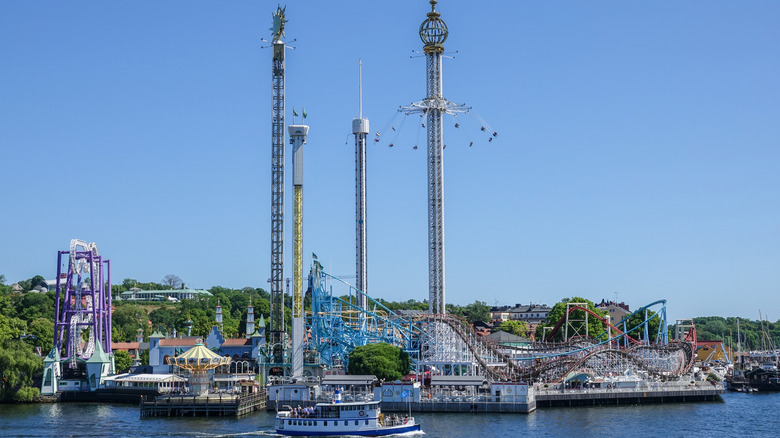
[[167, 340, 231, 370]]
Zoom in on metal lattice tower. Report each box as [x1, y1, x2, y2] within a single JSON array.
[[269, 6, 288, 363], [401, 0, 470, 314], [289, 123, 308, 378], [353, 60, 369, 311]]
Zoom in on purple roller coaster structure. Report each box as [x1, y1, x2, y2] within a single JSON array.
[[54, 239, 112, 367]]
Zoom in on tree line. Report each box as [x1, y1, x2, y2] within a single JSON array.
[[4, 272, 780, 401]]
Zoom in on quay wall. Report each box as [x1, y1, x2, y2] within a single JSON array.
[[268, 396, 536, 414], [60, 388, 160, 403], [535, 385, 724, 407], [381, 399, 535, 414]]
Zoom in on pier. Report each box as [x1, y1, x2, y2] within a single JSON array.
[[381, 397, 535, 414], [140, 390, 266, 418], [535, 383, 724, 407]]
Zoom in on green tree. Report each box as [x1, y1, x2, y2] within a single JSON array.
[[0, 274, 14, 295], [535, 297, 607, 341], [114, 350, 133, 372], [27, 318, 54, 351], [17, 279, 31, 292], [110, 283, 126, 299], [623, 309, 670, 343], [112, 304, 147, 342], [16, 292, 55, 321], [347, 343, 410, 381], [30, 275, 47, 289], [464, 301, 491, 324], [0, 339, 44, 401], [149, 306, 177, 332], [17, 275, 47, 292], [122, 278, 139, 290], [140, 348, 150, 366], [497, 319, 528, 337], [0, 317, 27, 343]]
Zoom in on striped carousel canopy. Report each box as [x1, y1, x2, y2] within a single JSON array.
[[166, 340, 231, 371]]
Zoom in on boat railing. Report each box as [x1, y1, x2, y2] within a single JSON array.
[[384, 414, 413, 427]]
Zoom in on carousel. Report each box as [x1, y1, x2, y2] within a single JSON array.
[[167, 340, 231, 395]]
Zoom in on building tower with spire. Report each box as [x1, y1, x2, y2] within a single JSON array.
[[353, 60, 369, 311], [215, 299, 223, 333], [246, 298, 255, 339], [401, 0, 470, 314], [186, 319, 193, 337]]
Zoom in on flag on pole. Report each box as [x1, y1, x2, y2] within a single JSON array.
[[302, 107, 307, 119], [293, 108, 299, 117]]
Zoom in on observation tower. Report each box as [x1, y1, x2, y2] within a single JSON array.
[[401, 0, 470, 314]]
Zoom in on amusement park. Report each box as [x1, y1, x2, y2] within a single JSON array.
[[16, 1, 780, 436], [26, 3, 726, 421]]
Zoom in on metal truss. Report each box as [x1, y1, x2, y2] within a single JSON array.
[[307, 263, 422, 370], [54, 239, 112, 368], [399, 50, 470, 315], [269, 40, 287, 362], [307, 276, 695, 384]]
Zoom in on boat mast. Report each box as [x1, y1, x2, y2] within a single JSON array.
[[736, 318, 741, 354]]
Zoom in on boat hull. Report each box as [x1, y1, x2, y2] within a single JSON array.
[[275, 423, 421, 436]]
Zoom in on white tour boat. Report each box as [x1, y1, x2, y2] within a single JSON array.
[[274, 399, 421, 437]]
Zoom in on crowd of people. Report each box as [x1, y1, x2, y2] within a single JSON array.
[[290, 405, 317, 418]]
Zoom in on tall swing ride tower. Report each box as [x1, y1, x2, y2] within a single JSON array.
[[269, 5, 288, 363], [401, 0, 470, 314]]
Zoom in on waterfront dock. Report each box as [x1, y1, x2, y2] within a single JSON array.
[[140, 390, 266, 417], [380, 398, 535, 413], [535, 382, 724, 407]]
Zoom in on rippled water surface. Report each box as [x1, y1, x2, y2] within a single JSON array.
[[1, 392, 778, 437]]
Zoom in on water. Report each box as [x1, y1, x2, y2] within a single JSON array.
[[1, 392, 778, 438]]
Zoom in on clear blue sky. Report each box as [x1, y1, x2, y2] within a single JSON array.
[[2, 1, 779, 323]]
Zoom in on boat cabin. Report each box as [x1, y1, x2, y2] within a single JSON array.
[[275, 399, 420, 436]]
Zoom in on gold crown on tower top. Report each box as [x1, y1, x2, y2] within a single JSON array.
[[419, 0, 448, 53]]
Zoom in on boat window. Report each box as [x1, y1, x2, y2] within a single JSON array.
[[324, 421, 327, 426], [355, 420, 358, 426], [365, 420, 369, 425]]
